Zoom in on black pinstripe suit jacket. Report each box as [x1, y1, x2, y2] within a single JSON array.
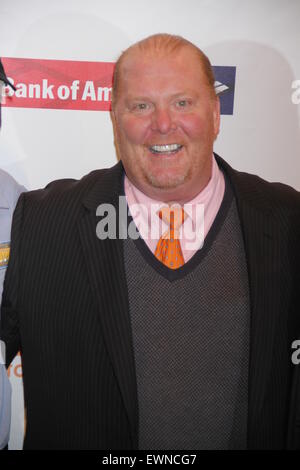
[[1, 154, 300, 449]]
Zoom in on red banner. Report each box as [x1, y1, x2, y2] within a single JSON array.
[[1, 57, 115, 111]]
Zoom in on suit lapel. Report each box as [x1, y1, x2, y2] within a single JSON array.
[[77, 162, 138, 446], [216, 154, 286, 447]]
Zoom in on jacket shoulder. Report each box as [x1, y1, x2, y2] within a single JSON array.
[[236, 170, 300, 206], [21, 168, 108, 208], [12, 167, 116, 235], [216, 154, 300, 214]]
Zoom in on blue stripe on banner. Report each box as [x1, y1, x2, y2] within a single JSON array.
[[212, 66, 236, 115]]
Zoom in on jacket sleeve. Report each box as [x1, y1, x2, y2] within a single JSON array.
[[0, 192, 26, 367]]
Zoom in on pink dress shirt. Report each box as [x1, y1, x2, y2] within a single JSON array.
[[124, 155, 225, 263]]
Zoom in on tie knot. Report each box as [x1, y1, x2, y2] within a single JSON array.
[[155, 206, 186, 269], [158, 206, 186, 231]]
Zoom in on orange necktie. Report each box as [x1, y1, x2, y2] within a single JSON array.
[[154, 206, 186, 269]]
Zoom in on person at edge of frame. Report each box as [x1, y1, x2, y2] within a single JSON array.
[[0, 57, 26, 451]]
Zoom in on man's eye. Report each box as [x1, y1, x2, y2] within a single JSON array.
[[176, 100, 189, 107], [133, 103, 149, 111]]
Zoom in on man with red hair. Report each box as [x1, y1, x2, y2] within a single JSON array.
[[1, 34, 300, 450]]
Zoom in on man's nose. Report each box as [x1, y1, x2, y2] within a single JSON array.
[[151, 107, 177, 134]]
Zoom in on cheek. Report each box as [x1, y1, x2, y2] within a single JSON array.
[[180, 113, 213, 140], [120, 116, 150, 145]]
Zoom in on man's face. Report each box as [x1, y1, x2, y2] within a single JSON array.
[[112, 47, 220, 203]]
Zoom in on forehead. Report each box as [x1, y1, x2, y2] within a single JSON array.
[[118, 47, 207, 95]]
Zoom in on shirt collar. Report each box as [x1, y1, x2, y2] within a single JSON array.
[[124, 154, 223, 230]]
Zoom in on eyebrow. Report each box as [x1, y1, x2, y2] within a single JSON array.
[[125, 90, 198, 102], [125, 96, 151, 102]]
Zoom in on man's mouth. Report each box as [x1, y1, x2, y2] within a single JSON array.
[[149, 144, 183, 155]]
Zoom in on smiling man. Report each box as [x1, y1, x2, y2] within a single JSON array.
[[1, 34, 300, 450]]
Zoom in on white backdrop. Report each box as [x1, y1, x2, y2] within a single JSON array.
[[0, 0, 299, 449]]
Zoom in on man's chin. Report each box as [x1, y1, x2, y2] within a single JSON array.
[[147, 173, 187, 191]]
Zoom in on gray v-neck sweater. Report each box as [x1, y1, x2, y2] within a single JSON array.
[[123, 182, 250, 450]]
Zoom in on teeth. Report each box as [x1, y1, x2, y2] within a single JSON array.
[[150, 144, 182, 153]]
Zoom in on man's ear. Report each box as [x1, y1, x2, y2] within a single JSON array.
[[110, 103, 117, 131], [110, 109, 121, 161], [213, 97, 221, 139]]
